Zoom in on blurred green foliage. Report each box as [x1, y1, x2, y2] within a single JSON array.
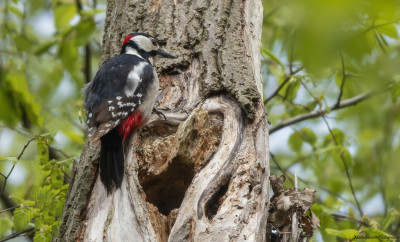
[[263, 0, 400, 240], [0, 0, 104, 240]]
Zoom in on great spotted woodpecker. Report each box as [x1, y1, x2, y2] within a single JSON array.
[[83, 33, 176, 193]]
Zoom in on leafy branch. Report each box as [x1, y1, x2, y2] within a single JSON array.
[[264, 67, 304, 104], [320, 115, 363, 217]]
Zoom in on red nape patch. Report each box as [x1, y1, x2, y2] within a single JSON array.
[[119, 110, 144, 142], [122, 34, 134, 46]]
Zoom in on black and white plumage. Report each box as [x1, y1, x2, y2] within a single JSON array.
[[83, 33, 176, 193]]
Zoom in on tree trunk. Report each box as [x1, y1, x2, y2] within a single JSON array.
[[57, 0, 269, 241]]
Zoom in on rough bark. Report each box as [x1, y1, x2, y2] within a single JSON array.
[[57, 0, 269, 241]]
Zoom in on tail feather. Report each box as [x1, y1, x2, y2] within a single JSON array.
[[100, 128, 124, 194]]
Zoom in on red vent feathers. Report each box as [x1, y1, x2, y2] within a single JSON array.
[[119, 110, 144, 142], [122, 34, 134, 46]]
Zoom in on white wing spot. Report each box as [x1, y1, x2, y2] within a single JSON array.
[[105, 123, 112, 127], [117, 101, 123, 107], [109, 106, 115, 111], [124, 62, 147, 97], [116, 96, 122, 100], [108, 100, 113, 104], [88, 113, 92, 118]]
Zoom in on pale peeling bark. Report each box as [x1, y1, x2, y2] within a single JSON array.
[[58, 0, 269, 241]]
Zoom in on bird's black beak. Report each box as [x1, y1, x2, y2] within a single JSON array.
[[156, 49, 176, 58]]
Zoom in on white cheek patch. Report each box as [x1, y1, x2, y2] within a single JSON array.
[[132, 35, 156, 52]]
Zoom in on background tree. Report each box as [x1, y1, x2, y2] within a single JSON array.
[[0, 0, 399, 241]]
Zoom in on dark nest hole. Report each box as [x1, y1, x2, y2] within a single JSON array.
[[139, 157, 195, 216], [204, 178, 230, 220]]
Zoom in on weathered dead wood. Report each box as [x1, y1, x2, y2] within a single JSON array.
[[57, 0, 269, 241]]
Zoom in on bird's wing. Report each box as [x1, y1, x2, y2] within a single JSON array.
[[84, 55, 154, 142]]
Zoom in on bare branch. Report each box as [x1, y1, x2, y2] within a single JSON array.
[[264, 67, 304, 104], [0, 228, 35, 242], [0, 205, 18, 214], [269, 87, 389, 134]]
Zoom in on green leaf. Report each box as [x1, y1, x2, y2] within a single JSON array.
[[59, 41, 79, 74], [325, 228, 360, 239], [340, 146, 353, 167], [0, 156, 18, 163], [376, 21, 398, 38], [0, 87, 20, 126], [36, 139, 49, 167], [5, 73, 43, 126], [34, 39, 58, 55], [299, 128, 317, 146], [391, 81, 400, 103], [324, 128, 345, 146], [283, 78, 300, 101], [361, 227, 395, 240], [15, 36, 32, 52], [13, 205, 35, 230], [80, 8, 105, 17], [7, 5, 23, 18], [0, 217, 13, 235], [261, 46, 285, 69], [382, 209, 400, 230], [54, 4, 77, 29], [289, 131, 303, 152], [74, 17, 97, 46]]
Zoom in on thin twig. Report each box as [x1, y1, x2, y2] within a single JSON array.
[[0, 205, 18, 214], [276, 94, 312, 111], [270, 153, 294, 186], [300, 79, 317, 100], [321, 115, 363, 217], [335, 52, 346, 108], [332, 213, 369, 227], [270, 87, 390, 134], [265, 67, 304, 104], [0, 138, 35, 197], [356, 20, 400, 37], [0, 228, 35, 242]]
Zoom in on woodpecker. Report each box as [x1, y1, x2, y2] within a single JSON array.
[[83, 33, 176, 193]]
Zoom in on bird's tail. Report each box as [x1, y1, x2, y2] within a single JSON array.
[[99, 128, 124, 194]]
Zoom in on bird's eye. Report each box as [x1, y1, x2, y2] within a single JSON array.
[[151, 39, 157, 46]]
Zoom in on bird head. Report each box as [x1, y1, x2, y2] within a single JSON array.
[[120, 33, 176, 60]]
